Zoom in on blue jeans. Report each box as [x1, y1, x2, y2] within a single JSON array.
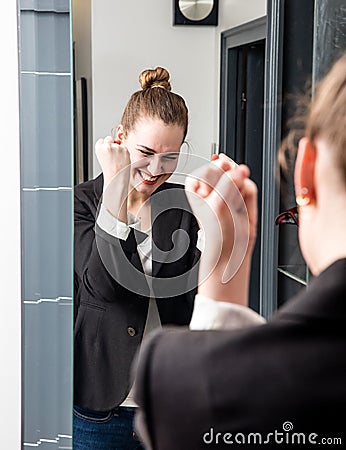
[[73, 405, 145, 450]]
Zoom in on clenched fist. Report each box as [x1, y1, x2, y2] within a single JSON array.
[[95, 136, 131, 223], [95, 136, 131, 189], [185, 154, 258, 305]]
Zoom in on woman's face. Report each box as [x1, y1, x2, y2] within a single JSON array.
[[122, 118, 184, 196]]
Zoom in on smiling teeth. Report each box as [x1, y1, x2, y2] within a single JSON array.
[[141, 172, 158, 181]]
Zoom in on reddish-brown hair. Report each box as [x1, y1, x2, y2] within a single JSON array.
[[306, 54, 346, 181], [280, 53, 346, 183], [121, 67, 188, 141]]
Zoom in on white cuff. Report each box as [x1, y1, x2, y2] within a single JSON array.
[[97, 203, 131, 240], [189, 294, 266, 330], [196, 229, 204, 252]]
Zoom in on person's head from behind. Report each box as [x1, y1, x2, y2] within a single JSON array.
[[292, 53, 346, 275], [114, 67, 188, 196]]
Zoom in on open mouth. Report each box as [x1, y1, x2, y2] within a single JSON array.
[[137, 169, 161, 185]]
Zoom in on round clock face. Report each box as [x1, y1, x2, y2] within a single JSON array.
[[178, 0, 214, 21]]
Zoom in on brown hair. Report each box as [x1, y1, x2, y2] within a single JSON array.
[[121, 67, 188, 141], [280, 53, 346, 183], [306, 53, 346, 181]]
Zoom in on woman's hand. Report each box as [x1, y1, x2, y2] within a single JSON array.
[[95, 136, 131, 189], [185, 154, 258, 305], [95, 136, 131, 223]]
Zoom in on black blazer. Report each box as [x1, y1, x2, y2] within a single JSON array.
[[134, 259, 346, 449], [74, 174, 200, 411]]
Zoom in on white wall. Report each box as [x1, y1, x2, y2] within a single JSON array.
[[0, 1, 22, 448], [218, 0, 266, 31], [91, 0, 216, 176], [87, 0, 266, 176]]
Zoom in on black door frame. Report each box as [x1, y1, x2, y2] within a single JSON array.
[[219, 16, 266, 313]]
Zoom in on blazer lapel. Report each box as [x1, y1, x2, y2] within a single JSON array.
[[131, 229, 149, 274], [93, 173, 104, 209]]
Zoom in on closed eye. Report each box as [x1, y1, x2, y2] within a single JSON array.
[[136, 148, 154, 157], [136, 147, 179, 161], [161, 153, 179, 161]]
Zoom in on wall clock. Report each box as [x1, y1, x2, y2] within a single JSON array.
[[174, 0, 219, 26]]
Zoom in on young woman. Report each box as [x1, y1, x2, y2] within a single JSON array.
[[73, 67, 200, 449], [133, 55, 346, 448]]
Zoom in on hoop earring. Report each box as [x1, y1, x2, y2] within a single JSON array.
[[296, 187, 311, 206]]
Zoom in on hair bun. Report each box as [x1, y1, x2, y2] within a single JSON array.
[[139, 67, 172, 91]]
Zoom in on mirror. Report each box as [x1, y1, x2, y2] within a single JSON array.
[[17, 0, 266, 445], [16, 0, 346, 447]]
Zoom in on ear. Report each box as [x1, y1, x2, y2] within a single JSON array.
[[114, 124, 125, 144], [294, 137, 316, 204]]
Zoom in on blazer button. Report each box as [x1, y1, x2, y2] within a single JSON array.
[[127, 326, 137, 337]]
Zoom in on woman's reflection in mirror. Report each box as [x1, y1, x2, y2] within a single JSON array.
[[73, 67, 201, 449]]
